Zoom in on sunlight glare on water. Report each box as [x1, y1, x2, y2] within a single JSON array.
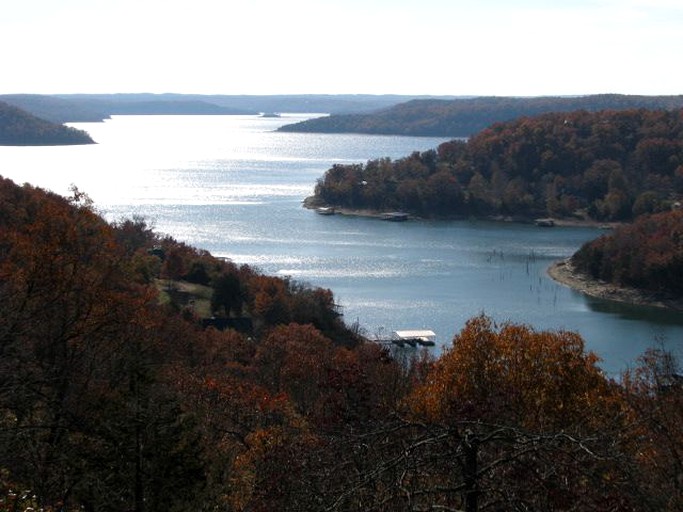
[[1, 114, 681, 374]]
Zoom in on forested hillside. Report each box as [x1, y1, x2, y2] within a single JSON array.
[[1, 93, 451, 123], [312, 108, 683, 221], [0, 94, 107, 123], [0, 101, 94, 145], [572, 209, 683, 297], [279, 94, 683, 137], [0, 176, 681, 511]]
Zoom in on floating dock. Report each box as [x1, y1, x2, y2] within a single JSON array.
[[371, 329, 436, 348]]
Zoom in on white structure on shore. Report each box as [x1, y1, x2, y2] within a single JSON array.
[[392, 330, 436, 347]]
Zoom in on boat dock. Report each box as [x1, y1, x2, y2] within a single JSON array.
[[370, 329, 436, 348]]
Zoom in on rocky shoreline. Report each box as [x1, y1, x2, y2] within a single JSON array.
[[547, 259, 683, 311]]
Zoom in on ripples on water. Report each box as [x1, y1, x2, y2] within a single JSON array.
[[1, 114, 681, 375]]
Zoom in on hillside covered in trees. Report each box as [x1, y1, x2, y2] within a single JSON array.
[[0, 101, 94, 145], [0, 175, 682, 511], [571, 209, 683, 299], [0, 93, 453, 124], [279, 94, 683, 137], [311, 108, 683, 222]]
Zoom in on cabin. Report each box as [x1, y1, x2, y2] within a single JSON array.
[[392, 329, 436, 347]]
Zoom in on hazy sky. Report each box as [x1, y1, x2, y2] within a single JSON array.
[[3, 0, 682, 96]]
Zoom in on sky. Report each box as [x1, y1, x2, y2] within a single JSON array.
[[2, 0, 682, 97]]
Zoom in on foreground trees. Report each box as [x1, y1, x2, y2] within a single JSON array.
[[322, 316, 635, 511], [0, 177, 681, 510]]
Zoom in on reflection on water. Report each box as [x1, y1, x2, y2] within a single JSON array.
[[1, 114, 681, 375], [584, 295, 683, 327]]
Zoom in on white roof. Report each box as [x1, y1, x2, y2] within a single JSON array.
[[392, 330, 436, 340]]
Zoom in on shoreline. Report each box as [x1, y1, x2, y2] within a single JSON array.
[[303, 197, 621, 228], [305, 196, 683, 312], [547, 259, 683, 312]]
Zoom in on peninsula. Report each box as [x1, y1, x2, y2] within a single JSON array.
[[309, 108, 683, 224], [549, 209, 683, 311], [0, 100, 93, 145]]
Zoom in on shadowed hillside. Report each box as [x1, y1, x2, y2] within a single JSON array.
[[279, 94, 683, 137], [0, 101, 94, 145]]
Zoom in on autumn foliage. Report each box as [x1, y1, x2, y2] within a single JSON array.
[[572, 209, 683, 295], [407, 315, 615, 430], [313, 108, 683, 221], [0, 176, 681, 511]]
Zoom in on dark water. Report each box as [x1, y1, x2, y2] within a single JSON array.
[[2, 114, 681, 374]]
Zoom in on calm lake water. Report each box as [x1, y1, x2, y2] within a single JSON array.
[[1, 114, 681, 374]]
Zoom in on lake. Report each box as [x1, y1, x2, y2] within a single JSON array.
[[1, 114, 681, 374]]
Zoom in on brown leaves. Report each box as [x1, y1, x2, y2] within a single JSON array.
[[406, 315, 617, 431]]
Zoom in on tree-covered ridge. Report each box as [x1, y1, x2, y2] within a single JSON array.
[[0, 94, 109, 123], [312, 108, 683, 221], [572, 209, 683, 297], [1, 93, 454, 123], [1, 176, 681, 510], [279, 94, 683, 137], [0, 101, 94, 145]]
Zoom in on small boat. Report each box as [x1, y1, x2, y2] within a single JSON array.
[[381, 212, 409, 222], [316, 206, 335, 215]]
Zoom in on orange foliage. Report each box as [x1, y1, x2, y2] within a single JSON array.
[[406, 315, 619, 431], [254, 323, 334, 415], [249, 275, 290, 324]]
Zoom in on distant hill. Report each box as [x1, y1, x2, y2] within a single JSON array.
[[57, 93, 456, 117], [79, 99, 256, 116], [0, 101, 94, 146], [0, 94, 257, 122], [0, 94, 108, 123], [1, 93, 458, 123], [278, 94, 683, 137]]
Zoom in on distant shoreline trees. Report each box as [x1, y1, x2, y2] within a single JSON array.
[[0, 101, 94, 145], [279, 94, 683, 137], [312, 108, 683, 222]]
